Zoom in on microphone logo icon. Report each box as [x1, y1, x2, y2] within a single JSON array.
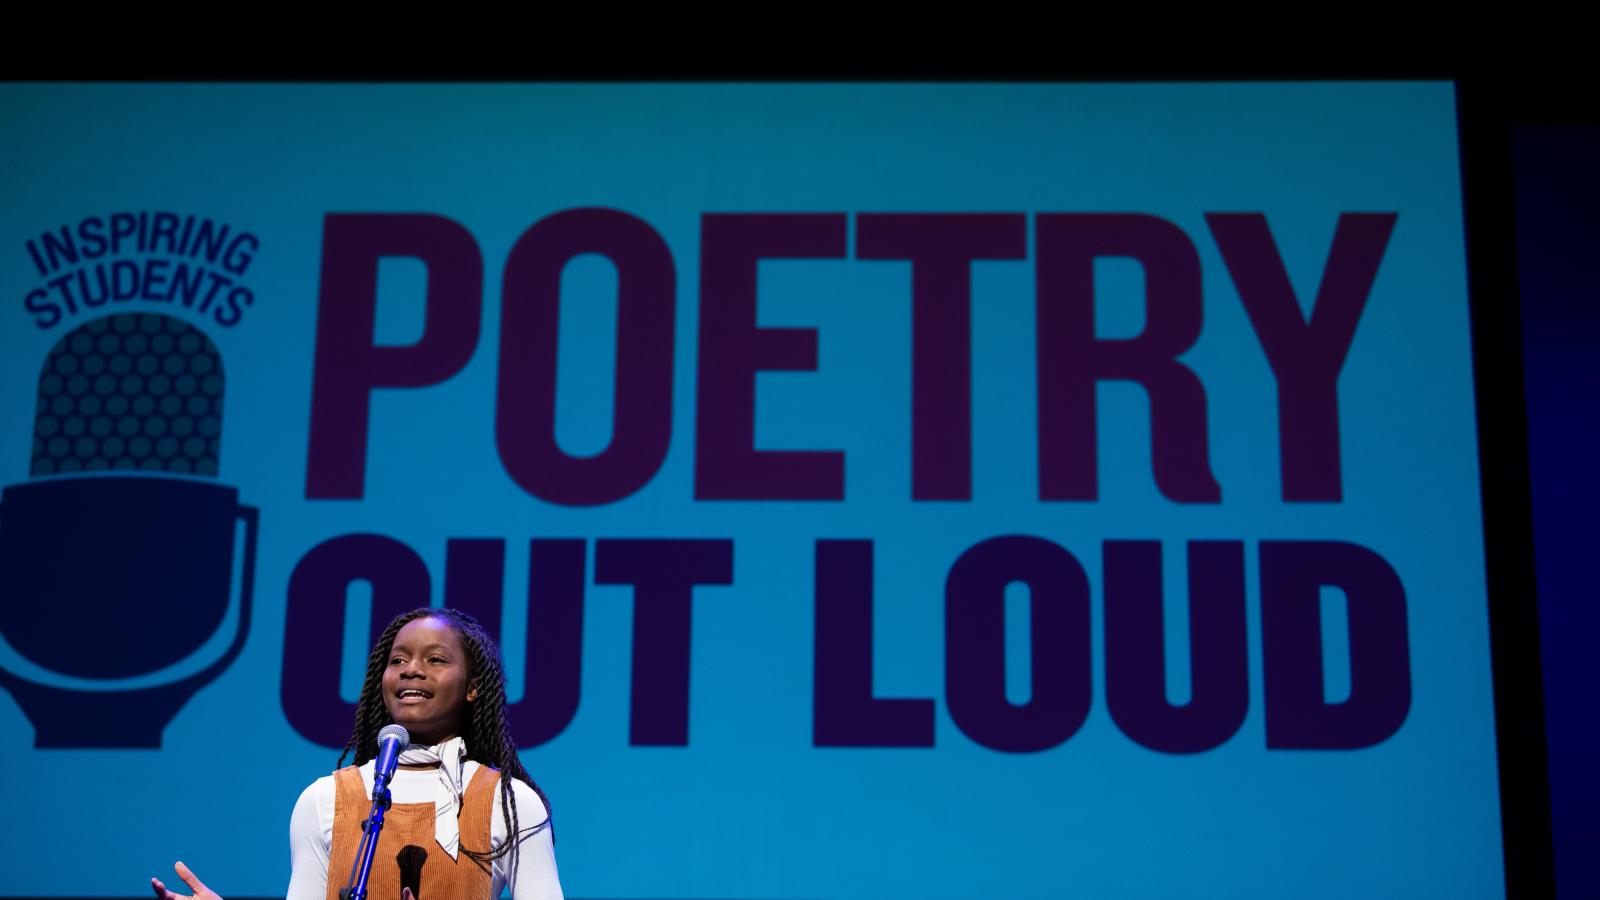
[[0, 312, 260, 748]]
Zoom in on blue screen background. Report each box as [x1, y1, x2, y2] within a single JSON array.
[[0, 83, 1502, 898]]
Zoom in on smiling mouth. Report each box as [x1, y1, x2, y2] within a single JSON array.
[[396, 689, 433, 701]]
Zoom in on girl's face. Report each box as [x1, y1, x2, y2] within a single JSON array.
[[382, 616, 478, 745]]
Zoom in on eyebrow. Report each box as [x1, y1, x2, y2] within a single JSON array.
[[392, 643, 458, 653]]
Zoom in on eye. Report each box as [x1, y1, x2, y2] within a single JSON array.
[[429, 656, 448, 664], [389, 656, 405, 666]]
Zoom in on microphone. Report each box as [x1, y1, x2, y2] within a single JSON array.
[[373, 724, 409, 795], [345, 723, 411, 900], [0, 311, 260, 748]]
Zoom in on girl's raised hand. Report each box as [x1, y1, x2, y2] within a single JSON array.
[[150, 861, 222, 900]]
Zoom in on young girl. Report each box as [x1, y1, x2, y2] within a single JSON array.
[[154, 607, 563, 900]]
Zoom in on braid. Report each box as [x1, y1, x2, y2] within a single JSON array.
[[336, 607, 555, 877]]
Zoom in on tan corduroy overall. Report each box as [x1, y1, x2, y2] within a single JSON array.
[[324, 765, 500, 900]]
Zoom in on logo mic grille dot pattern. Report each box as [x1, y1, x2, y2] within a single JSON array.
[[31, 313, 223, 477]]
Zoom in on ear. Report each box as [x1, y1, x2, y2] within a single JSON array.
[[466, 682, 480, 703]]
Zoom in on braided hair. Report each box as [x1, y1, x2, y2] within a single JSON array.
[[337, 607, 555, 870]]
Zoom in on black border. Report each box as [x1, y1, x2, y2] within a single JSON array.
[[1456, 74, 1556, 898]]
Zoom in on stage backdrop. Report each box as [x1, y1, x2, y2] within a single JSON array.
[[0, 83, 1501, 898]]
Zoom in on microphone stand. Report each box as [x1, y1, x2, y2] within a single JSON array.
[[339, 773, 394, 900]]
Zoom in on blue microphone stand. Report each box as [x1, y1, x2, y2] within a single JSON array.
[[340, 726, 408, 900], [339, 771, 394, 900]]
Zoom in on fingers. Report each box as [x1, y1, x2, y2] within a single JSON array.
[[174, 861, 208, 895], [403, 888, 415, 900], [151, 876, 175, 900]]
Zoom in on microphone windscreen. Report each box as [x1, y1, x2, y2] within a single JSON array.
[[32, 312, 223, 477], [378, 723, 409, 746]]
